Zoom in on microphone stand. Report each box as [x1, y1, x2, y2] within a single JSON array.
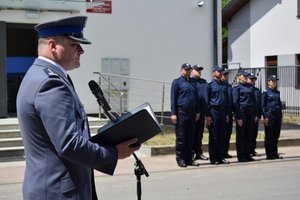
[[96, 95, 149, 200]]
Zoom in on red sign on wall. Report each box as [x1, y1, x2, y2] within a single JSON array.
[[86, 0, 112, 14]]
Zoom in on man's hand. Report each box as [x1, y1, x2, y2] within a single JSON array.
[[237, 119, 243, 126], [171, 114, 177, 124], [116, 138, 140, 159], [264, 118, 269, 127], [205, 116, 212, 126], [195, 113, 200, 122]]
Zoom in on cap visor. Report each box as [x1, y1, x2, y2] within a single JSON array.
[[68, 36, 91, 44]]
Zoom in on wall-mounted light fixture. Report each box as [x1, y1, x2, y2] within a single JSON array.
[[198, 1, 204, 7]]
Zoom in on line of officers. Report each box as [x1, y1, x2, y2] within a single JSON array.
[[171, 63, 283, 167]]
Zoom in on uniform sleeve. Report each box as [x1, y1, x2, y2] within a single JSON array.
[[261, 91, 268, 119], [35, 78, 118, 175], [204, 83, 211, 117], [252, 89, 258, 117], [255, 89, 262, 118], [193, 83, 200, 114], [225, 85, 231, 115], [170, 79, 179, 115], [232, 86, 241, 119]]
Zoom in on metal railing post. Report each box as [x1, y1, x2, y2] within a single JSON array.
[[98, 76, 102, 119], [160, 83, 165, 125]]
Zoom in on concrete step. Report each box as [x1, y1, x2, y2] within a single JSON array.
[[0, 146, 24, 157], [0, 117, 108, 160], [0, 138, 23, 147], [0, 129, 21, 139], [0, 117, 108, 130]]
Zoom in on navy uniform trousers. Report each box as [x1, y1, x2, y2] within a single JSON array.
[[207, 107, 227, 163], [264, 111, 282, 158], [224, 112, 233, 156], [175, 109, 196, 164], [236, 108, 255, 160], [193, 114, 205, 155]]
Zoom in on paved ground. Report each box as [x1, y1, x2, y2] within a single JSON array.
[[0, 118, 299, 199], [0, 146, 300, 200], [1, 146, 300, 185]]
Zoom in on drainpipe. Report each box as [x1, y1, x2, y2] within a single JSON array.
[[213, 0, 218, 66]]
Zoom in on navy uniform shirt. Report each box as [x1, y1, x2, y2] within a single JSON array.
[[262, 88, 282, 118], [223, 81, 233, 113], [204, 79, 230, 116], [251, 85, 262, 118], [171, 76, 199, 115], [232, 82, 257, 119], [192, 77, 207, 114]]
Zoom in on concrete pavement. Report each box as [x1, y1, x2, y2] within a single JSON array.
[[1, 145, 300, 185]]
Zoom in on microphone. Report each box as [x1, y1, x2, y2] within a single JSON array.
[[88, 80, 111, 112]]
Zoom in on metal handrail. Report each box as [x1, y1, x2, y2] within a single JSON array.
[[93, 72, 124, 116], [93, 72, 172, 124]]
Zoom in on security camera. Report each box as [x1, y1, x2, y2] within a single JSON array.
[[198, 1, 204, 7]]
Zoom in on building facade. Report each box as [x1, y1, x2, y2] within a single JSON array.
[[0, 0, 222, 117], [223, 0, 300, 114]]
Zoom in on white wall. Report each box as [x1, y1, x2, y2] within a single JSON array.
[[227, 3, 251, 68], [1, 0, 221, 114], [228, 0, 300, 68], [251, 0, 300, 67]]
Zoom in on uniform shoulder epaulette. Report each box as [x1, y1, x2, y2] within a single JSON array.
[[44, 68, 60, 78]]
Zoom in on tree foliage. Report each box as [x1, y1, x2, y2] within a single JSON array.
[[222, 0, 231, 40]]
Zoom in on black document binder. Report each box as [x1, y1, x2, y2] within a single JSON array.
[[90, 102, 162, 146]]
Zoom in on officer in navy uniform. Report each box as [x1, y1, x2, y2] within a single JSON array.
[[221, 69, 234, 158], [262, 75, 283, 160], [204, 66, 230, 165], [248, 73, 262, 157], [232, 70, 258, 162], [171, 63, 200, 167], [17, 16, 140, 200], [191, 65, 209, 161]]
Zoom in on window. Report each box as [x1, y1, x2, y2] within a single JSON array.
[[266, 55, 278, 76], [296, 54, 300, 89]]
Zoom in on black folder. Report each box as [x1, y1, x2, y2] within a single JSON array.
[[90, 102, 162, 146]]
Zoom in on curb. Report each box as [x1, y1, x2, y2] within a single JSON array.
[[140, 138, 300, 157]]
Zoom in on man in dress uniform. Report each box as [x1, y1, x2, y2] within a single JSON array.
[[204, 66, 230, 165], [232, 70, 258, 162], [171, 63, 200, 167], [221, 69, 233, 158], [17, 16, 140, 200], [191, 65, 209, 161], [262, 75, 283, 160], [248, 73, 262, 157]]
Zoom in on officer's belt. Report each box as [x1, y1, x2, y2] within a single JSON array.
[[210, 105, 226, 110], [268, 109, 281, 115], [241, 106, 254, 111], [178, 107, 194, 112]]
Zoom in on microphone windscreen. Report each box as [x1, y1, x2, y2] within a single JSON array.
[[88, 80, 99, 92]]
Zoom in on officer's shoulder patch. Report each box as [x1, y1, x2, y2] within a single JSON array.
[[44, 68, 60, 78]]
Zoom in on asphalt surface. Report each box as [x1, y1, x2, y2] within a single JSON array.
[[0, 146, 300, 200]]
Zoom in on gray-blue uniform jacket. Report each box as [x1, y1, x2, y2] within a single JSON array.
[[17, 58, 118, 200]]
